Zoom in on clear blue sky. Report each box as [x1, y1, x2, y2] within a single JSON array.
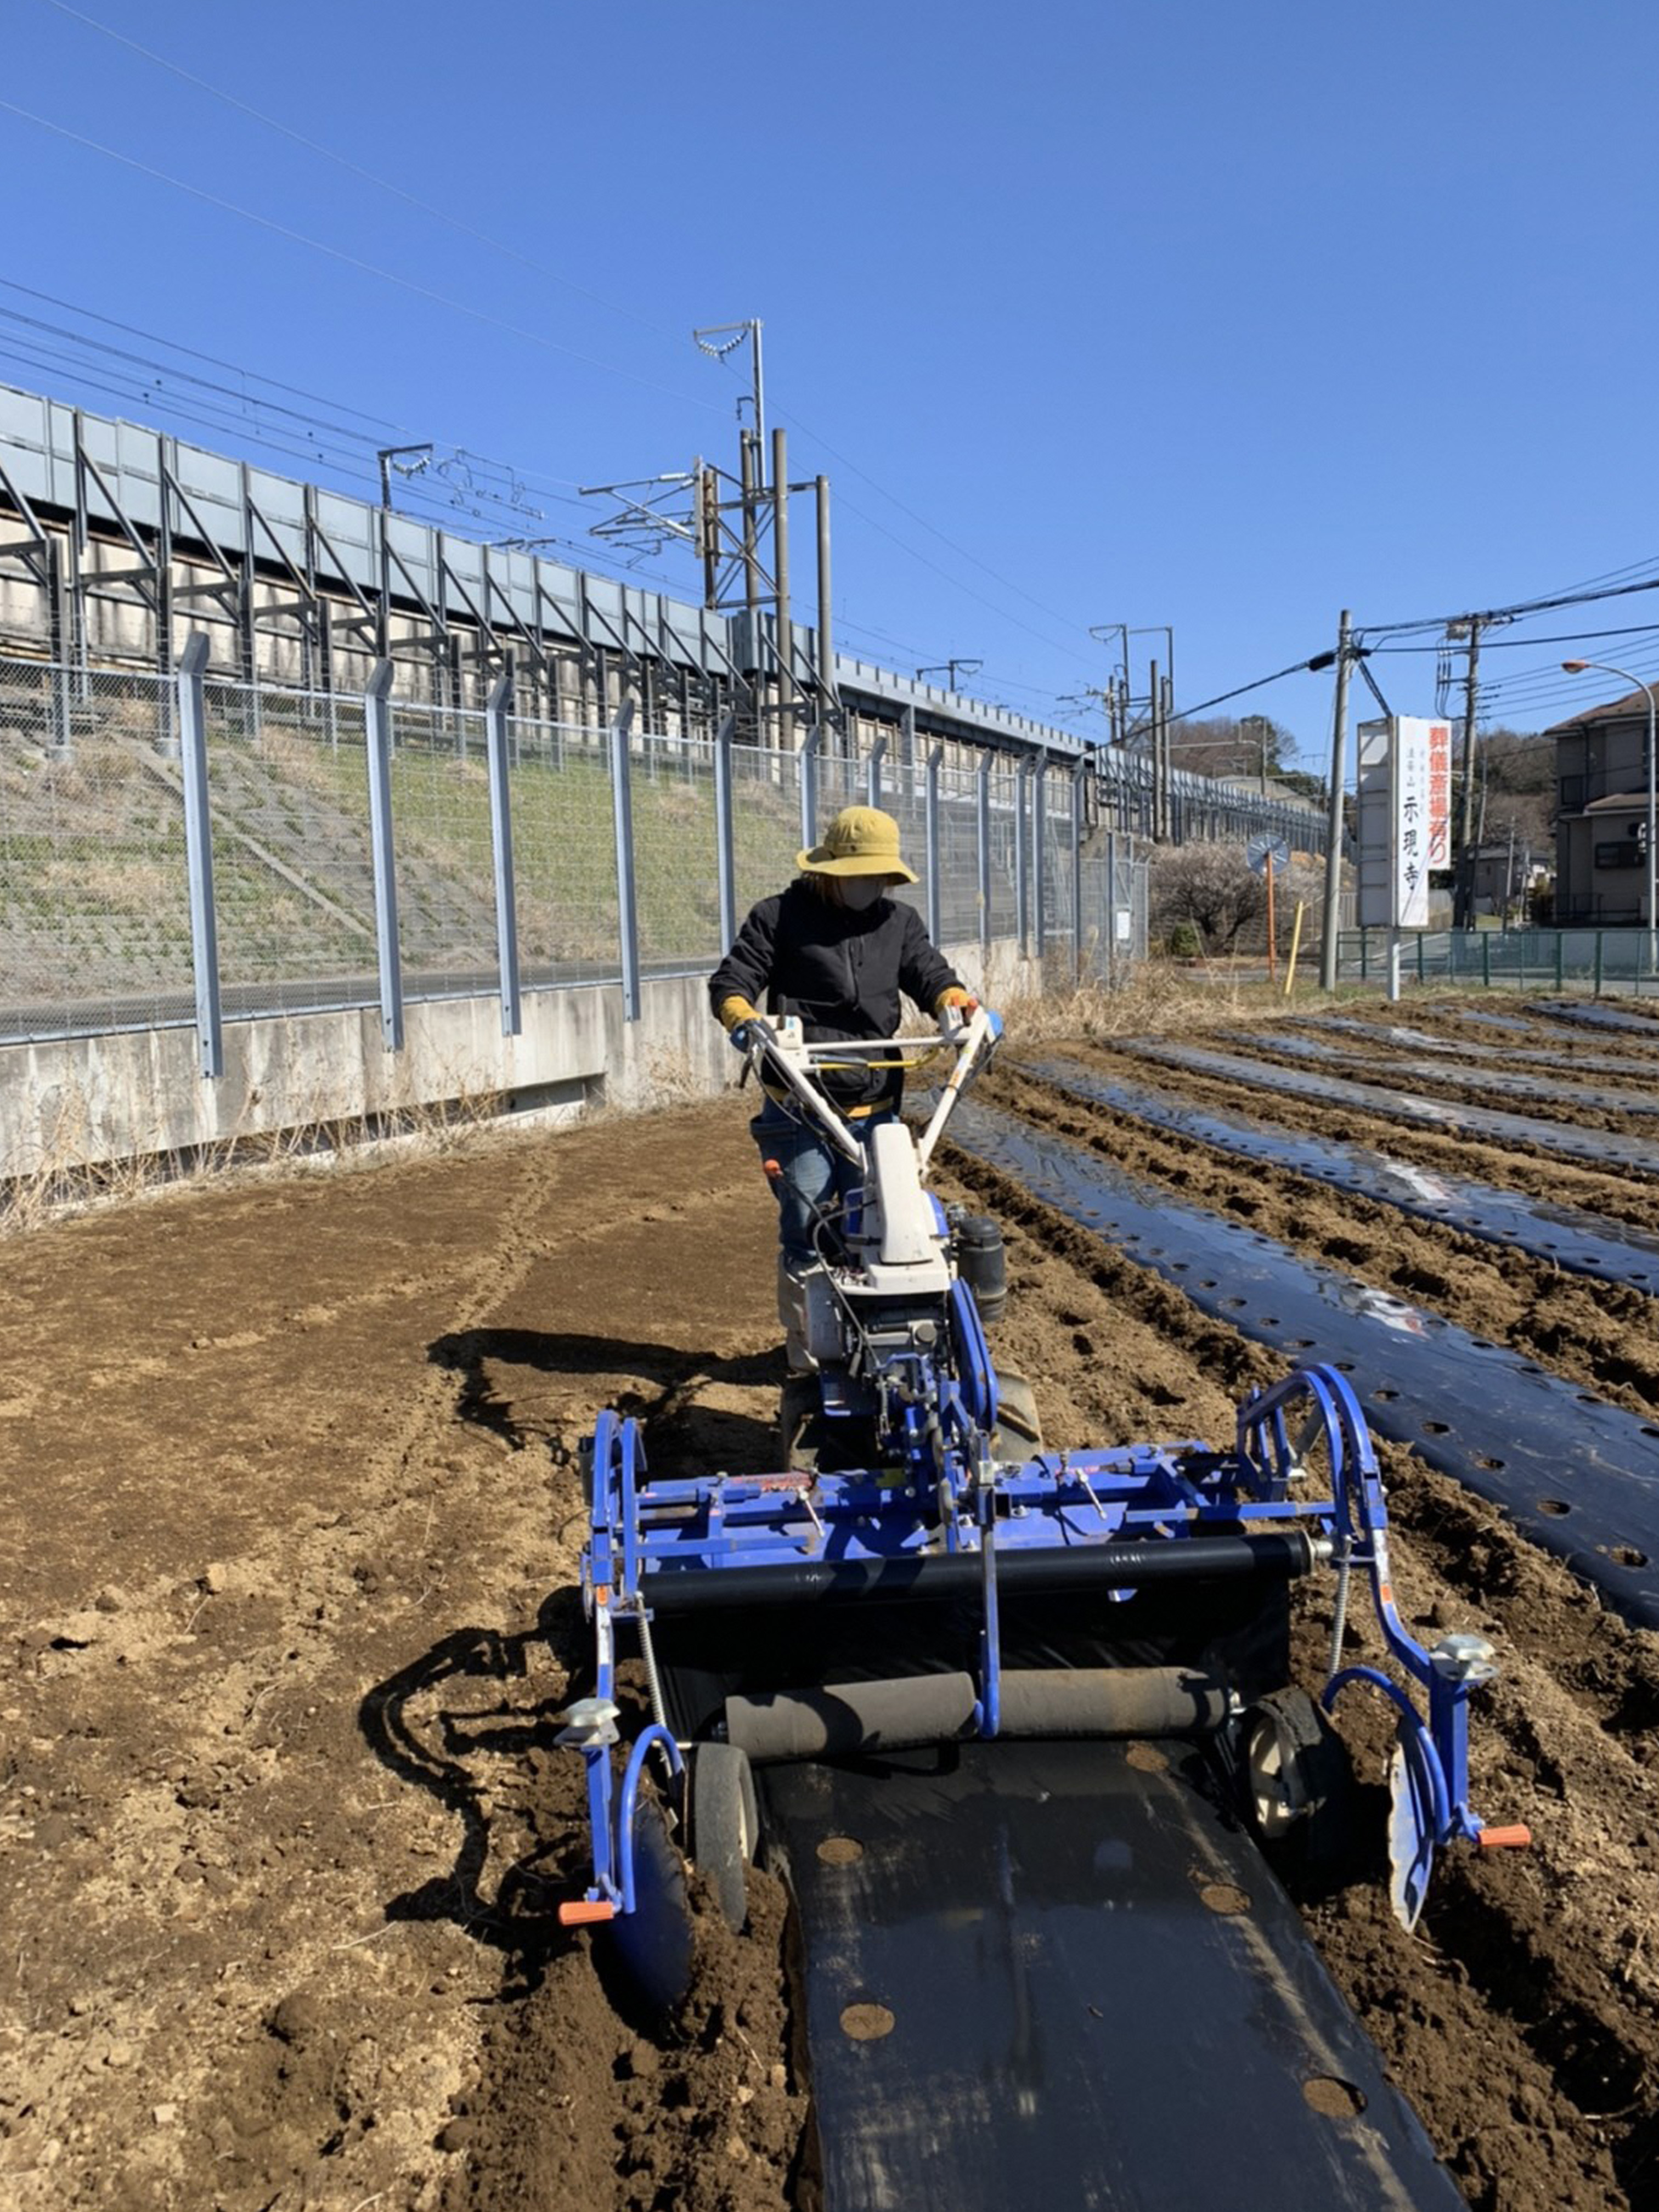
[[5, 0, 1658, 763]]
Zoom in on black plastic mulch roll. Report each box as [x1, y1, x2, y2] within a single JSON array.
[[1536, 998, 1659, 1042], [1230, 1031, 1659, 1116], [1129, 1040, 1659, 1177], [765, 1740, 1468, 2211], [952, 1103, 1659, 1629], [1029, 1057, 1659, 1295]]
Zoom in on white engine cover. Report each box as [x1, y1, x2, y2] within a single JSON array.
[[852, 1121, 951, 1291]]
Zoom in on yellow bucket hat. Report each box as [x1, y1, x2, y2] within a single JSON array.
[[797, 805, 918, 883]]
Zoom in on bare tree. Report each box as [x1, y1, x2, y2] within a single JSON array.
[[1150, 842, 1266, 951], [1151, 840, 1325, 954]]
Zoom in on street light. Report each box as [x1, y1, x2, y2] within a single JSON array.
[[1561, 659, 1657, 971]]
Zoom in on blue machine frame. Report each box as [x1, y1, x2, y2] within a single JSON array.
[[558, 1361, 1523, 1937]]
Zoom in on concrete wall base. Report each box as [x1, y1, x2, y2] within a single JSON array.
[[1, 940, 1042, 1182]]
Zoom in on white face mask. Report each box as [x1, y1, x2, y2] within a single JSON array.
[[840, 878, 887, 912]]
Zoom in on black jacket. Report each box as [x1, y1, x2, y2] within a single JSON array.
[[708, 880, 962, 1108]]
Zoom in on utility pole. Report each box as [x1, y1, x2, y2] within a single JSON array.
[[1459, 618, 1482, 927], [1318, 610, 1352, 992], [1149, 658, 1163, 840], [1448, 613, 1497, 928], [917, 659, 983, 690]]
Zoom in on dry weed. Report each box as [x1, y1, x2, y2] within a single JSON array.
[[996, 963, 1328, 1049]]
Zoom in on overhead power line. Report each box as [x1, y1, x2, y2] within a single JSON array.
[[29, 0, 1109, 680], [0, 97, 731, 419]]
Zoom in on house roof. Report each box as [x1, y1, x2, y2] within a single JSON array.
[[1545, 687, 1659, 733], [1584, 791, 1650, 815]]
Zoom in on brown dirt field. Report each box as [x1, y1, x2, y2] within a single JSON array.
[[3, 990, 1658, 2211]]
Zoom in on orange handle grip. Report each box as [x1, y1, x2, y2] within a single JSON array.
[[1477, 1824, 1532, 1850], [558, 1898, 618, 1925]]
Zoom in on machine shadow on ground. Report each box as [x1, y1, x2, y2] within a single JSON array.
[[357, 1592, 592, 1990]]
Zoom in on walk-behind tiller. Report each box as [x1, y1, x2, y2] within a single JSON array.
[[556, 1009, 1527, 2014]]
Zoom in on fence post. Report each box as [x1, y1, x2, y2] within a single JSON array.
[[977, 754, 992, 962], [1070, 761, 1086, 980], [1481, 932, 1490, 989], [925, 742, 943, 947], [364, 659, 405, 1052], [867, 733, 887, 810], [1015, 760, 1031, 958], [1032, 758, 1048, 958], [610, 697, 641, 1023], [485, 673, 521, 1038], [176, 634, 224, 1080], [1556, 930, 1564, 990], [1594, 932, 1604, 996], [1106, 828, 1119, 988], [799, 723, 820, 866], [713, 709, 738, 952]]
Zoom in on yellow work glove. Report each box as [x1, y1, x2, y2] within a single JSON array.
[[718, 995, 761, 1034], [935, 985, 978, 1041]]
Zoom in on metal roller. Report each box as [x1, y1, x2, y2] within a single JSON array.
[[725, 1663, 1232, 1763], [648, 1530, 1321, 1616]]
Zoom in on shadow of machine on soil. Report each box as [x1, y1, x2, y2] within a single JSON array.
[[427, 1325, 783, 1467], [357, 1592, 597, 1987]]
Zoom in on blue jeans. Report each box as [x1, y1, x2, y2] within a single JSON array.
[[749, 1094, 893, 1269]]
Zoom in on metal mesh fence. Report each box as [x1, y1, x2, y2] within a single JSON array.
[[984, 761, 1019, 943], [1341, 927, 1658, 994], [730, 742, 804, 923], [1039, 776, 1077, 953], [506, 710, 621, 990], [0, 662, 194, 1039], [1080, 839, 1150, 978], [382, 699, 497, 1000], [0, 653, 1156, 1052], [937, 763, 983, 950], [634, 726, 723, 977], [205, 684, 380, 1019]]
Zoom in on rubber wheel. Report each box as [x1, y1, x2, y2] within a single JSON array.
[[1241, 1688, 1357, 1884], [992, 1370, 1043, 1458], [690, 1742, 759, 1932], [606, 1789, 695, 2025]]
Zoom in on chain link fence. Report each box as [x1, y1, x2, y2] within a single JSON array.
[[0, 652, 1153, 1051], [0, 661, 195, 1036]]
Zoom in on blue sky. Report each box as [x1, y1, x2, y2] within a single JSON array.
[[5, 0, 1658, 763]]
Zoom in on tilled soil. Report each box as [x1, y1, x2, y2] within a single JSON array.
[[3, 991, 1658, 2211]]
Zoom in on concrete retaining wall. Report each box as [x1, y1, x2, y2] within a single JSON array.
[[1, 939, 1039, 1180]]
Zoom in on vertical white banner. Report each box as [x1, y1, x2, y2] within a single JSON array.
[[1394, 716, 1431, 928]]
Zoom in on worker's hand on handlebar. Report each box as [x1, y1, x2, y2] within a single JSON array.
[[719, 994, 769, 1053], [730, 1015, 776, 1055], [935, 986, 979, 1042]]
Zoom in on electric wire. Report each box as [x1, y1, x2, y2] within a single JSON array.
[[35, 0, 673, 342], [24, 1, 1109, 678], [0, 97, 732, 421]]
